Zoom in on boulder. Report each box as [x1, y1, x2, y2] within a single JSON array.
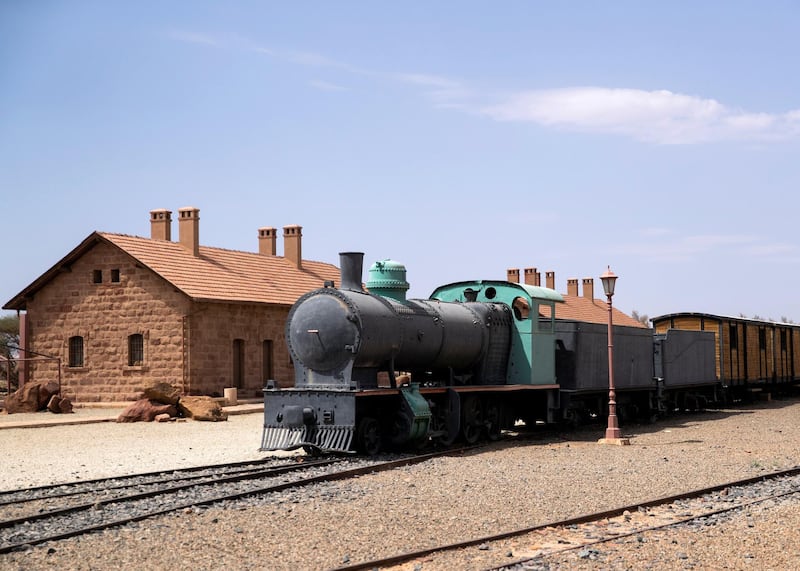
[[47, 395, 63, 414], [143, 381, 181, 406], [178, 396, 228, 422], [5, 381, 60, 414], [116, 399, 178, 423], [58, 397, 74, 414]]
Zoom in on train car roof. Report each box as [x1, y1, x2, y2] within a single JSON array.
[[429, 280, 564, 303], [652, 311, 800, 329]]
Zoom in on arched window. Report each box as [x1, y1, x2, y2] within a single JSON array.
[[68, 336, 84, 368], [128, 334, 144, 366]]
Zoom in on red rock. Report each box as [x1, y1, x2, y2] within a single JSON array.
[[47, 395, 63, 413], [177, 396, 228, 422], [58, 398, 74, 414], [116, 399, 178, 423], [143, 382, 181, 406], [5, 381, 60, 413]]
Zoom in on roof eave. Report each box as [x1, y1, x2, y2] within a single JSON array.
[[2, 232, 108, 311]]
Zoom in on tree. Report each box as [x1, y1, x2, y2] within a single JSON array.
[[0, 313, 20, 391], [630, 309, 651, 328]]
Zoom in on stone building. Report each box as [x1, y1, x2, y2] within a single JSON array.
[[3, 208, 340, 403]]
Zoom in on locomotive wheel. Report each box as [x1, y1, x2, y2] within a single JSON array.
[[357, 417, 383, 455], [461, 395, 483, 444], [485, 399, 502, 441]]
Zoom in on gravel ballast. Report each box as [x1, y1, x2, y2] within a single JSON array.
[[1, 397, 799, 570]]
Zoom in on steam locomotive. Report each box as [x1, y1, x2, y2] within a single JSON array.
[[260, 252, 719, 455]]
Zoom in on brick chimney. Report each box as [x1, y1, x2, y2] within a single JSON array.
[[582, 278, 594, 300], [567, 278, 579, 297], [546, 271, 555, 290], [150, 209, 172, 241], [178, 207, 200, 256], [507, 268, 520, 283], [258, 227, 277, 256], [283, 224, 302, 268], [524, 268, 540, 286]]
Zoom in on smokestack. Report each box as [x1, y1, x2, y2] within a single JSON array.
[[178, 207, 200, 256], [567, 278, 579, 297], [507, 269, 520, 283], [150, 209, 172, 241], [582, 278, 594, 300], [523, 268, 539, 286], [546, 271, 555, 290], [283, 225, 302, 268], [258, 227, 277, 256], [339, 252, 364, 291]]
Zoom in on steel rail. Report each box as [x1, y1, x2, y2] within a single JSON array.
[[487, 482, 800, 571], [0, 445, 477, 554], [0, 458, 333, 509], [0, 458, 340, 531], [327, 465, 800, 571], [0, 455, 302, 504]]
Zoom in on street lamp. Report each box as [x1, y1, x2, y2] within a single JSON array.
[[598, 266, 630, 446]]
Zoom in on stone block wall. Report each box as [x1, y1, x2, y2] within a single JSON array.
[[189, 302, 294, 397], [24, 242, 190, 402], [22, 242, 296, 402]]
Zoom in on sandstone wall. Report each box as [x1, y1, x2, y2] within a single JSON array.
[[23, 242, 296, 402], [25, 242, 190, 402], [188, 302, 294, 397]]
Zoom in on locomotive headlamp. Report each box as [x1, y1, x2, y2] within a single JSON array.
[[600, 266, 617, 298]]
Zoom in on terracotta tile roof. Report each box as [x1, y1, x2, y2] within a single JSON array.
[[2, 232, 341, 310], [100, 233, 340, 305], [556, 294, 648, 328]]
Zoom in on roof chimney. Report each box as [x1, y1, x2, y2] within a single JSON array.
[[258, 227, 277, 256], [178, 207, 200, 256], [150, 209, 172, 241], [524, 268, 540, 286], [507, 268, 520, 283], [283, 224, 302, 268], [567, 278, 579, 297], [582, 278, 594, 300], [545, 271, 555, 290]]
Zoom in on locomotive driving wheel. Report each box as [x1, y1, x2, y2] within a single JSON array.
[[461, 395, 483, 444], [357, 416, 383, 455], [485, 399, 502, 441]]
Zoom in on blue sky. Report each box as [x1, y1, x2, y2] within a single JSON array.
[[3, 1, 800, 322]]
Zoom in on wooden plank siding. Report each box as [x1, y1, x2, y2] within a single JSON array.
[[652, 312, 800, 388]]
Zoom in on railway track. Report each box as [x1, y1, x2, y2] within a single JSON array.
[[328, 466, 800, 571], [0, 444, 486, 554]]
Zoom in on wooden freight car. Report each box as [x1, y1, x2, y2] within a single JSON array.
[[651, 312, 800, 398]]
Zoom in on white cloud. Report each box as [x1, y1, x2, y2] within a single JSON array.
[[309, 80, 347, 92], [479, 87, 800, 144], [162, 32, 800, 145]]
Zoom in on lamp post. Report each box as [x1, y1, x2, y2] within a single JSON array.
[[598, 266, 630, 445]]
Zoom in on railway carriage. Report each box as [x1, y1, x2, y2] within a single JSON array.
[[651, 313, 800, 399]]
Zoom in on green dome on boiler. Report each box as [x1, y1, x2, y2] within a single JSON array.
[[366, 259, 410, 301]]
